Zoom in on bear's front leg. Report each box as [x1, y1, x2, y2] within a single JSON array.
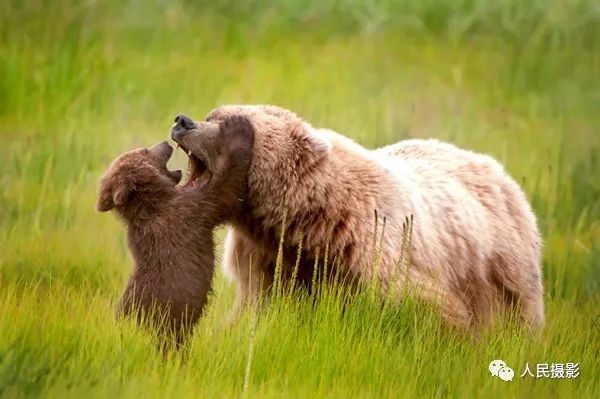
[[222, 228, 274, 324]]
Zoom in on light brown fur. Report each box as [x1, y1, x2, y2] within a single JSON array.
[[191, 105, 543, 329]]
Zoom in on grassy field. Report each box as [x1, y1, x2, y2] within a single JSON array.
[[1, 0, 599, 397]]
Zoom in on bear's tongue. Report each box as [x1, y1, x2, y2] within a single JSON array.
[[184, 151, 208, 188], [175, 143, 209, 187]]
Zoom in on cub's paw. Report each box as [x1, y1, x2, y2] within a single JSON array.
[[219, 115, 255, 152], [220, 115, 254, 137]]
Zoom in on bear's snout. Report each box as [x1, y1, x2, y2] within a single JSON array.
[[172, 114, 197, 137], [149, 140, 174, 162]]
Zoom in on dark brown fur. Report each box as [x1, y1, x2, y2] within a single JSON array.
[[96, 116, 255, 346]]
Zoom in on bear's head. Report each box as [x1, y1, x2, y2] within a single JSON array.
[[170, 105, 331, 196], [96, 141, 182, 217], [170, 113, 259, 189]]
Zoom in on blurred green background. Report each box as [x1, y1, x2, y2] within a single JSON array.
[[0, 1, 598, 398]]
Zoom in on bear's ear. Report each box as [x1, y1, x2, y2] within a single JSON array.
[[111, 177, 133, 207], [96, 176, 132, 212], [307, 133, 332, 156], [96, 183, 115, 212], [291, 122, 332, 159]]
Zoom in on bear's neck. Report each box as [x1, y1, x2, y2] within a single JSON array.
[[125, 201, 216, 283], [117, 189, 176, 222]]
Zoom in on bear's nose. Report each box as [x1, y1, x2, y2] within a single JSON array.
[[173, 114, 196, 130]]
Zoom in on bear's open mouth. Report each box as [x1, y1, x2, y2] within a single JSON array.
[[176, 144, 209, 188], [166, 168, 183, 184]]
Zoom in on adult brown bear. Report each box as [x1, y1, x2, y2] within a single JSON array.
[[171, 105, 544, 330]]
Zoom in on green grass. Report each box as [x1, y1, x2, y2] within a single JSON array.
[[1, 0, 599, 397]]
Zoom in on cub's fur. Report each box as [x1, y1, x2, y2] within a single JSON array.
[[97, 116, 254, 344]]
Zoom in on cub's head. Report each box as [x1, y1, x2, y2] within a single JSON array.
[[96, 141, 182, 214]]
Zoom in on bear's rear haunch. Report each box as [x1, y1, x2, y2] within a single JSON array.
[[96, 116, 255, 346], [188, 104, 544, 330]]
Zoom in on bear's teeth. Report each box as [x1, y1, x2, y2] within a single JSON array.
[[175, 143, 180, 150], [188, 150, 192, 157]]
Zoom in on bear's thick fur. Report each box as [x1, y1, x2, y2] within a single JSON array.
[[97, 116, 255, 344], [187, 105, 543, 329]]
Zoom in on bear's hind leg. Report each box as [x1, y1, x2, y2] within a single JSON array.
[[399, 277, 473, 330], [510, 289, 544, 329], [491, 254, 545, 329]]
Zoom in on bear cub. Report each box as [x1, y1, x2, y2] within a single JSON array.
[[96, 115, 255, 345]]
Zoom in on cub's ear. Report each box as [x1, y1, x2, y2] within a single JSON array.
[[96, 183, 114, 212], [111, 178, 132, 207], [96, 176, 132, 212]]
